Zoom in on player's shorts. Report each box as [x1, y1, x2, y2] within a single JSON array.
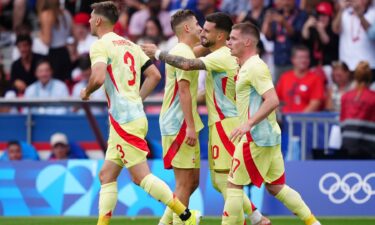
[[162, 122, 200, 169], [106, 115, 149, 168], [228, 133, 285, 187], [208, 117, 240, 171]]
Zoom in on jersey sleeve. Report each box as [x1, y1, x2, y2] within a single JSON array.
[[200, 50, 225, 72], [90, 40, 108, 66], [250, 64, 274, 96]]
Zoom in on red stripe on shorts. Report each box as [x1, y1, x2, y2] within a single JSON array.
[[215, 121, 235, 156], [243, 143, 263, 188], [109, 114, 149, 153], [270, 173, 286, 185], [213, 93, 225, 120], [163, 121, 187, 169], [107, 64, 119, 92]]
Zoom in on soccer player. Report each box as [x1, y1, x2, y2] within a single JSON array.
[[158, 9, 204, 225], [80, 2, 200, 225], [142, 12, 270, 225], [224, 22, 321, 225]]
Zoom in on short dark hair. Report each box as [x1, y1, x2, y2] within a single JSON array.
[[16, 34, 32, 45], [291, 45, 310, 57], [232, 22, 260, 44], [91, 1, 119, 24], [35, 59, 52, 70], [78, 54, 91, 70], [205, 12, 233, 34], [170, 9, 196, 33], [7, 140, 21, 148]]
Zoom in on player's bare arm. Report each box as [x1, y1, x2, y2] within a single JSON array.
[[230, 88, 279, 142], [139, 64, 161, 100], [80, 62, 106, 100], [141, 43, 206, 71], [178, 79, 197, 146]]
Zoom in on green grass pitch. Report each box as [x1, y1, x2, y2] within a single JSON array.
[[1, 217, 375, 225]]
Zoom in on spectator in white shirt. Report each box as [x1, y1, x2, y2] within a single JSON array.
[[24, 59, 69, 114]]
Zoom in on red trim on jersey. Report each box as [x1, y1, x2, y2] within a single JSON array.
[[243, 143, 263, 187], [105, 90, 111, 108], [107, 64, 119, 92], [213, 93, 225, 120], [251, 202, 256, 211], [246, 132, 253, 142], [109, 114, 149, 153], [215, 121, 235, 156], [222, 77, 228, 95], [169, 80, 179, 107], [163, 121, 187, 169], [270, 173, 286, 185]]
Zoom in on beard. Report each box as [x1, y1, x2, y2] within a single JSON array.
[[201, 38, 214, 48]]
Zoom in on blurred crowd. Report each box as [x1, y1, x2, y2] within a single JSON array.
[[0, 0, 374, 158]]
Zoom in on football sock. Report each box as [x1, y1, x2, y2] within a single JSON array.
[[275, 185, 311, 221], [159, 207, 173, 225], [213, 172, 260, 224], [304, 214, 319, 225], [222, 188, 244, 225], [97, 182, 117, 225], [140, 174, 190, 221]]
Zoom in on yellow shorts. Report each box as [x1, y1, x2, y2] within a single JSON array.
[[228, 139, 285, 187], [162, 123, 200, 169], [106, 115, 149, 168], [208, 117, 240, 171]]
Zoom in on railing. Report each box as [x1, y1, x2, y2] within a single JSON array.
[[284, 113, 340, 160], [0, 97, 165, 148]]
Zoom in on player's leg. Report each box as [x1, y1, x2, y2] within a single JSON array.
[[264, 147, 321, 225], [97, 160, 122, 225], [211, 120, 270, 225], [171, 168, 200, 225], [160, 132, 201, 225], [129, 161, 200, 223]]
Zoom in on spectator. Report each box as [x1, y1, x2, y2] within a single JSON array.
[[137, 17, 167, 47], [113, 7, 130, 38], [24, 59, 69, 115], [37, 0, 73, 82], [64, 0, 100, 15], [0, 0, 27, 31], [49, 133, 70, 160], [302, 1, 338, 67], [276, 45, 325, 113], [242, 0, 268, 28], [72, 12, 97, 56], [196, 0, 219, 25], [72, 55, 106, 114], [0, 58, 10, 97], [332, 0, 375, 77], [340, 61, 375, 159], [10, 35, 45, 96], [128, 0, 173, 40], [220, 0, 248, 20], [326, 61, 354, 112], [262, 0, 308, 82], [369, 21, 375, 40], [6, 140, 22, 161]]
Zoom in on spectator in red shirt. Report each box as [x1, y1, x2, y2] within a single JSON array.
[[340, 61, 375, 159], [276, 45, 325, 113]]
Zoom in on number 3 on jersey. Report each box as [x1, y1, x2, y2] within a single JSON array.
[[124, 51, 136, 86]]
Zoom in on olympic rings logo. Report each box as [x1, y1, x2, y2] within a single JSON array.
[[319, 172, 375, 204]]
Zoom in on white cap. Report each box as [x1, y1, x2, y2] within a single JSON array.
[[50, 133, 68, 146]]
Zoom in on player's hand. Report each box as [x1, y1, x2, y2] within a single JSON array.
[[185, 126, 197, 146], [141, 44, 158, 59], [230, 121, 252, 143], [80, 88, 90, 101]]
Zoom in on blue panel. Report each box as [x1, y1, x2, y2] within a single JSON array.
[[0, 169, 15, 179], [0, 115, 27, 141]]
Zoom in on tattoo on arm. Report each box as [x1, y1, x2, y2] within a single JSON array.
[[160, 51, 206, 71]]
